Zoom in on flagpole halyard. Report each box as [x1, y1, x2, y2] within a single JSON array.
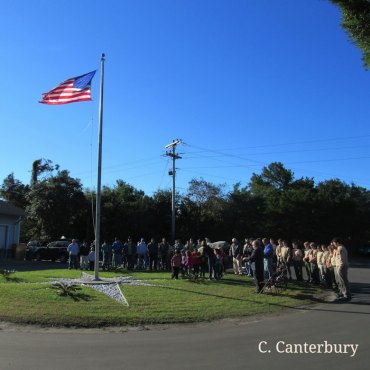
[[94, 53, 105, 281]]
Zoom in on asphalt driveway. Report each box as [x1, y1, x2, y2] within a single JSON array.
[[0, 259, 369, 370]]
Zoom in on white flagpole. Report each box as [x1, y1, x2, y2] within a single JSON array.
[[94, 53, 105, 280]]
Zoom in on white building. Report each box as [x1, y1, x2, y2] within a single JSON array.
[[0, 200, 25, 257]]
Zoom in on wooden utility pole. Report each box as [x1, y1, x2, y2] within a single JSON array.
[[165, 139, 182, 243]]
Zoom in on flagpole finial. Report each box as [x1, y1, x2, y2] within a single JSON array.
[[101, 53, 105, 60]]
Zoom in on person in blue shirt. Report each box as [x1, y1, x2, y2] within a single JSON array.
[[263, 238, 274, 279], [111, 237, 123, 268], [136, 238, 148, 270]]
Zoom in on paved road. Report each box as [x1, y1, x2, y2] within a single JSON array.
[[0, 260, 369, 370]]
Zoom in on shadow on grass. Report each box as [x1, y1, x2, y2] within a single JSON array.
[[155, 278, 303, 307], [68, 293, 93, 302], [54, 292, 93, 302], [155, 277, 370, 317], [0, 277, 25, 283]]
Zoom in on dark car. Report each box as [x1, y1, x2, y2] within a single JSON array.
[[358, 244, 370, 257], [25, 239, 71, 263]]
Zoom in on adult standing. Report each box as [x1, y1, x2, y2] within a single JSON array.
[[229, 238, 242, 275], [280, 241, 292, 279], [242, 239, 254, 277], [303, 241, 312, 282], [185, 238, 196, 252], [67, 239, 79, 270], [202, 240, 216, 280], [332, 238, 351, 302], [262, 238, 274, 279], [79, 240, 89, 270], [173, 239, 184, 253], [88, 247, 95, 271], [112, 237, 123, 268], [137, 238, 148, 270], [147, 237, 159, 271], [158, 237, 170, 270], [101, 240, 112, 270], [291, 241, 303, 281], [309, 242, 320, 284], [123, 236, 136, 270], [245, 239, 264, 293]]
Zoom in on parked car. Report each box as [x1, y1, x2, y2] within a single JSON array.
[[27, 240, 43, 248], [358, 244, 370, 257], [25, 239, 71, 263]]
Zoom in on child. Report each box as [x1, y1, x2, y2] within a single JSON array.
[[191, 249, 201, 277], [184, 250, 193, 276], [171, 250, 182, 279]]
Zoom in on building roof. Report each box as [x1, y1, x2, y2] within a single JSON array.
[[0, 200, 25, 216]]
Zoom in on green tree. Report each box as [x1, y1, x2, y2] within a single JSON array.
[[97, 180, 153, 241], [181, 178, 227, 239], [26, 170, 87, 240], [31, 158, 59, 186], [224, 183, 264, 239], [0, 173, 29, 209], [151, 189, 173, 238], [249, 163, 316, 238], [331, 0, 370, 68], [315, 179, 370, 243]]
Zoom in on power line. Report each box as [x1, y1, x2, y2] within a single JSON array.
[[184, 133, 370, 153]]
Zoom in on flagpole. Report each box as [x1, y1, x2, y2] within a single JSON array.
[[94, 53, 105, 280]]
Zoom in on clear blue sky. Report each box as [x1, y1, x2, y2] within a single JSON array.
[[1, 0, 370, 195]]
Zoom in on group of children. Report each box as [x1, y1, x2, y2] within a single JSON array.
[[170, 242, 225, 280]]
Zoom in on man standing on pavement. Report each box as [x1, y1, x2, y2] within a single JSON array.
[[67, 239, 79, 270], [332, 237, 351, 302]]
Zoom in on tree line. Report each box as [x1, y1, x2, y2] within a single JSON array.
[[1, 159, 370, 250]]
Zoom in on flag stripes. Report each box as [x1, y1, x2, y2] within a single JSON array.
[[40, 71, 96, 105]]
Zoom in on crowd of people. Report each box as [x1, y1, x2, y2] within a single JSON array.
[[66, 235, 351, 302], [68, 237, 225, 280], [236, 237, 351, 301]]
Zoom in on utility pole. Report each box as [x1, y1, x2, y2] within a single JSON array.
[[165, 139, 182, 243]]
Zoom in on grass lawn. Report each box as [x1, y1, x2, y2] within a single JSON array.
[[0, 269, 325, 328]]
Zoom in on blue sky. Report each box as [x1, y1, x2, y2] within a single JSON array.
[[1, 0, 370, 195]]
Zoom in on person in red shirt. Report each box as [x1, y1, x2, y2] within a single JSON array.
[[171, 250, 182, 279], [191, 249, 201, 277]]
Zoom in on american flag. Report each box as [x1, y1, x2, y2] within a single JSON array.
[[39, 70, 96, 105]]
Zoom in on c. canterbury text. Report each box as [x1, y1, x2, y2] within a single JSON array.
[[258, 340, 358, 357]]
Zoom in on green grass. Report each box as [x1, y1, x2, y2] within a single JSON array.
[[0, 269, 325, 328]]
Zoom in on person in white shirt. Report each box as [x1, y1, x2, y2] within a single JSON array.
[[67, 239, 80, 269]]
